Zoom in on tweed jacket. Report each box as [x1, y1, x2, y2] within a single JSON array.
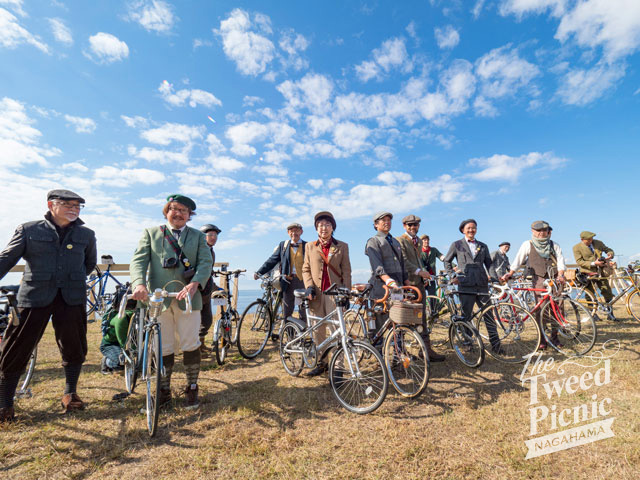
[[365, 231, 407, 299], [444, 238, 496, 290], [396, 233, 425, 288], [256, 239, 307, 292], [490, 250, 511, 278], [130, 225, 212, 311], [0, 214, 96, 308], [302, 238, 352, 312], [573, 240, 614, 274]]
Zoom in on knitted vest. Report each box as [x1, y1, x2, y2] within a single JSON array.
[[290, 244, 304, 281]]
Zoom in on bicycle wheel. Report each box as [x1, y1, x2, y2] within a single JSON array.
[[383, 326, 429, 398], [343, 309, 367, 340], [541, 298, 597, 356], [237, 301, 272, 359], [329, 340, 388, 414], [124, 310, 143, 393], [569, 286, 597, 316], [279, 322, 304, 376], [271, 297, 286, 341], [626, 289, 640, 321], [86, 284, 99, 316], [16, 346, 37, 398], [424, 295, 452, 348], [212, 317, 230, 365], [449, 320, 485, 368], [145, 324, 162, 437], [474, 302, 540, 364]]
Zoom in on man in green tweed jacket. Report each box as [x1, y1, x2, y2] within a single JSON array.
[[130, 194, 212, 409]]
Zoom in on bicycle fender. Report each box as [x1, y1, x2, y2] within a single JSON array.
[[286, 317, 306, 331]]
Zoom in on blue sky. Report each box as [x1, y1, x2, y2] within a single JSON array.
[[1, 0, 639, 286]]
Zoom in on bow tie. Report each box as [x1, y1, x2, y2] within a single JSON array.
[[291, 243, 299, 247]]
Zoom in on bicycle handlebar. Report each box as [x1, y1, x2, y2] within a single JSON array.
[[213, 269, 246, 276], [119, 288, 192, 318]]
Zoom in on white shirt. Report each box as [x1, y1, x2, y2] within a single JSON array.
[[510, 240, 566, 272], [167, 224, 186, 239], [466, 239, 478, 258]]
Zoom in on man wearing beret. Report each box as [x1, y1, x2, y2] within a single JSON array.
[[502, 221, 566, 348], [396, 215, 445, 361], [198, 224, 222, 357], [254, 222, 307, 329], [573, 231, 615, 309], [130, 194, 212, 409], [491, 242, 511, 278], [444, 219, 502, 352], [0, 189, 97, 422]]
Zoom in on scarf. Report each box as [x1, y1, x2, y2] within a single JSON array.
[[531, 236, 552, 259]]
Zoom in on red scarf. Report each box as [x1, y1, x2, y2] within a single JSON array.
[[422, 246, 431, 255], [321, 240, 331, 290]]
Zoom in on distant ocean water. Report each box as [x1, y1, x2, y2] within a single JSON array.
[[233, 289, 263, 313]]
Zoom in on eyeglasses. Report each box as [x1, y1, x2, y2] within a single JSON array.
[[405, 223, 419, 227], [54, 201, 84, 210], [317, 223, 333, 229], [168, 206, 189, 214]]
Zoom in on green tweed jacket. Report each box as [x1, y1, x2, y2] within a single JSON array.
[[573, 239, 614, 274], [130, 225, 213, 311]]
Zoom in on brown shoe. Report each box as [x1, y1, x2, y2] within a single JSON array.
[[423, 334, 446, 362], [0, 406, 15, 423], [184, 384, 199, 410], [61, 393, 85, 413]]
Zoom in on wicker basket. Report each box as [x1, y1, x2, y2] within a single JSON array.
[[388, 301, 423, 325]]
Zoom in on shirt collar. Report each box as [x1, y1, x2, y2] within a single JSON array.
[[167, 224, 186, 233]]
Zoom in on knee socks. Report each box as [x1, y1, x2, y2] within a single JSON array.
[[183, 349, 201, 387], [160, 354, 175, 391], [0, 373, 21, 409], [63, 363, 82, 394]]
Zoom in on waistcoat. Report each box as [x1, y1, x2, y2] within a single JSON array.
[[290, 244, 304, 281], [527, 241, 557, 278]]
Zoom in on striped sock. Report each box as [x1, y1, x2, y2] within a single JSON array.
[[63, 364, 82, 394], [161, 354, 174, 390], [183, 349, 201, 386]]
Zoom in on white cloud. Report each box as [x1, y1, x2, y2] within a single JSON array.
[[406, 21, 418, 42], [48, 18, 73, 46], [205, 154, 244, 172], [242, 95, 263, 107], [225, 121, 269, 156], [469, 151, 567, 181], [126, 0, 175, 34], [64, 114, 96, 134], [140, 122, 204, 146], [158, 80, 222, 109], [278, 73, 334, 117], [499, 0, 566, 18], [215, 8, 275, 76], [0, 8, 50, 53], [86, 32, 129, 64], [279, 29, 309, 71], [355, 37, 413, 81], [62, 162, 89, 172], [332, 122, 370, 153], [93, 166, 165, 186], [0, 0, 25, 17], [434, 25, 460, 49], [475, 45, 540, 99], [473, 96, 499, 117], [556, 61, 625, 105], [129, 145, 190, 165], [308, 179, 323, 189], [377, 171, 412, 184], [472, 0, 486, 19], [121, 115, 149, 128], [327, 178, 344, 189]]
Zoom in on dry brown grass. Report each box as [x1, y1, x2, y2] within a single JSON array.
[[1, 304, 639, 480]]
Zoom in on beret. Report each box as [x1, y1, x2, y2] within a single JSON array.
[[167, 194, 196, 211], [459, 218, 477, 233], [47, 189, 85, 203]]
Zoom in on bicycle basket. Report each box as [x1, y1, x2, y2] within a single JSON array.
[[388, 300, 423, 325]]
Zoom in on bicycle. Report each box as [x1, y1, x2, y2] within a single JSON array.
[[0, 285, 37, 399], [513, 279, 596, 356], [236, 273, 284, 359], [209, 269, 245, 365], [351, 283, 430, 398], [119, 282, 192, 436], [86, 263, 124, 318], [279, 284, 389, 414]]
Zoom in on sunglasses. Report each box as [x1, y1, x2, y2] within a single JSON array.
[[405, 223, 420, 227]]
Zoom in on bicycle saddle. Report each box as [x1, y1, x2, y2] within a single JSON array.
[[0, 285, 20, 294]]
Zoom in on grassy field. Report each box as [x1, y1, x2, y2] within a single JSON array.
[[1, 305, 639, 480]]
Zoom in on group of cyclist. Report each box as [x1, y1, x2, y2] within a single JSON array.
[[0, 188, 623, 423]]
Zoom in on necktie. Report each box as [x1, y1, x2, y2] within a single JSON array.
[[589, 245, 595, 254], [412, 236, 418, 247], [172, 229, 181, 239]]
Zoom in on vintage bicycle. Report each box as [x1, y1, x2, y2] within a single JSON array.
[[209, 269, 245, 365], [86, 263, 124, 318]]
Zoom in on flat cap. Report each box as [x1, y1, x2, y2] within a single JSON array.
[[47, 189, 85, 203], [287, 222, 302, 230], [459, 218, 477, 233], [499, 241, 511, 247], [167, 194, 196, 211], [402, 214, 421, 224], [531, 220, 550, 231], [420, 234, 429, 240], [373, 211, 393, 222], [200, 224, 221, 234], [580, 231, 596, 240], [314, 211, 336, 231]]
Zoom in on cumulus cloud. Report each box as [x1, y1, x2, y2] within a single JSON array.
[[121, 115, 149, 128], [434, 25, 460, 49], [140, 122, 204, 146], [86, 32, 129, 63], [215, 8, 275, 76], [499, 0, 566, 18], [48, 17, 73, 45], [225, 121, 269, 156], [158, 80, 222, 109], [0, 7, 50, 53], [64, 114, 97, 134], [279, 28, 310, 71], [556, 61, 625, 105], [475, 45, 541, 99], [469, 151, 567, 181], [333, 122, 370, 153], [242, 95, 263, 107], [126, 0, 175, 34], [0, 0, 26, 17], [278, 73, 334, 117], [128, 145, 190, 164], [355, 37, 413, 81]]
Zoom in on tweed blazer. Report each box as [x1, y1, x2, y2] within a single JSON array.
[[0, 214, 96, 308], [444, 238, 496, 290], [130, 225, 213, 311], [490, 250, 511, 278], [396, 233, 425, 288], [256, 239, 307, 292], [573, 240, 614, 274], [302, 238, 352, 291], [365, 231, 407, 299]]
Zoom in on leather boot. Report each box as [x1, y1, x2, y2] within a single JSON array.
[[423, 334, 445, 362]]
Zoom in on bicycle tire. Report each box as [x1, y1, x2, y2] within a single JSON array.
[[343, 309, 367, 340], [626, 289, 640, 321], [16, 346, 37, 398], [279, 322, 304, 376], [271, 296, 286, 341], [568, 286, 597, 316], [540, 298, 596, 356], [383, 326, 429, 398], [124, 310, 142, 394], [212, 317, 230, 366], [145, 324, 162, 437], [237, 301, 272, 359], [474, 302, 540, 364], [449, 320, 485, 368], [424, 295, 452, 348], [329, 340, 388, 414], [86, 284, 99, 316]]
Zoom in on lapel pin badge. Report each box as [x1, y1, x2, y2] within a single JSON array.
[[66, 244, 73, 250]]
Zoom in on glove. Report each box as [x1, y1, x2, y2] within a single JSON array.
[[305, 287, 315, 298]]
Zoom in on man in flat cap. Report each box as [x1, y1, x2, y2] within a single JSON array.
[[502, 221, 567, 348], [396, 215, 444, 361], [198, 224, 222, 356], [130, 194, 212, 409], [573, 231, 615, 310], [0, 189, 96, 422], [491, 242, 511, 278], [254, 221, 307, 330]]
